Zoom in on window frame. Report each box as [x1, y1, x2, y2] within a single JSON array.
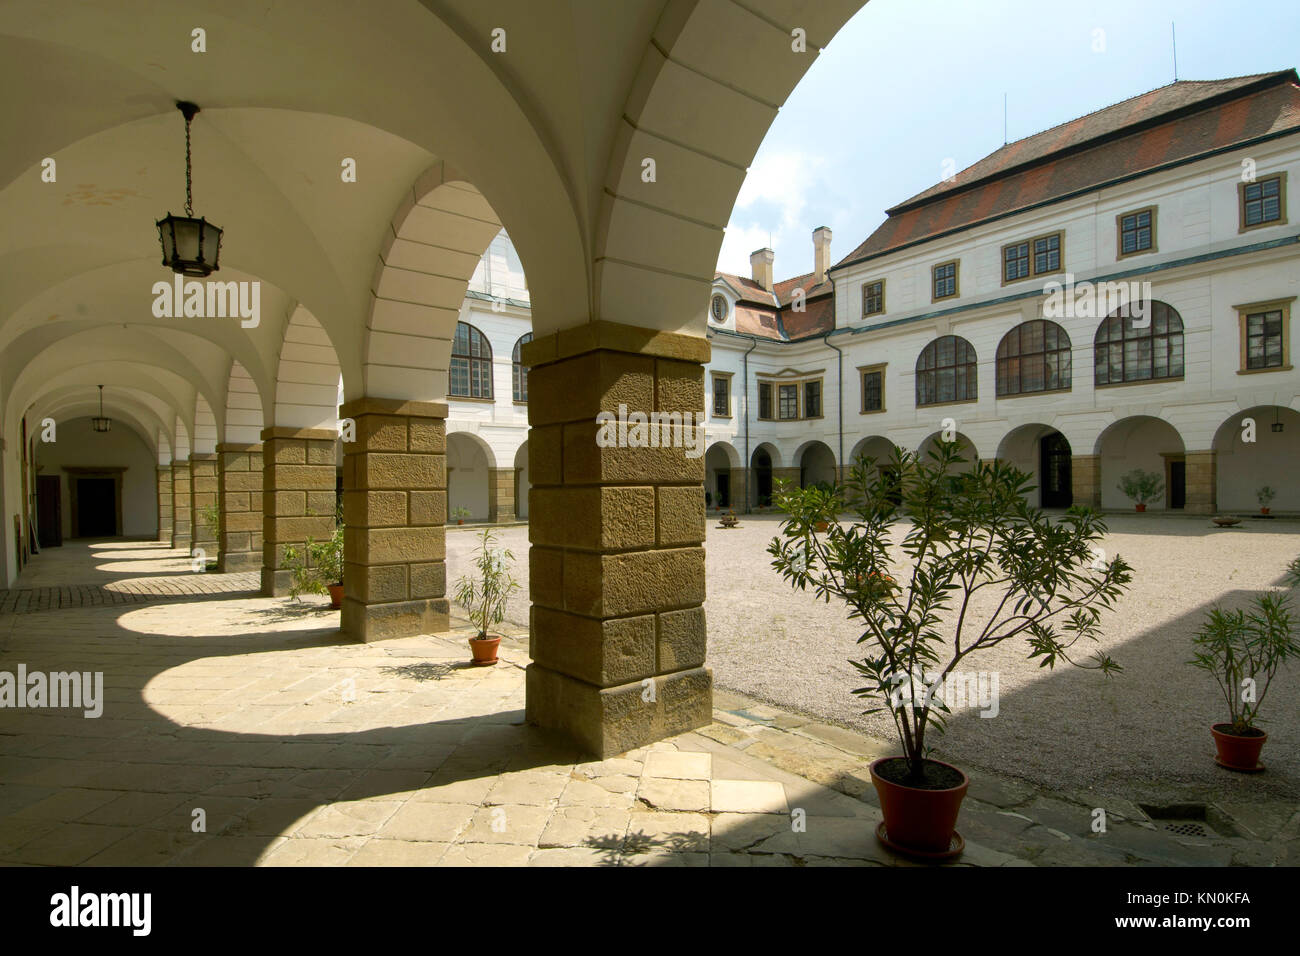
[[802, 378, 824, 420], [915, 334, 978, 407], [1116, 206, 1157, 259], [710, 293, 728, 323], [758, 382, 773, 421], [932, 260, 960, 302], [995, 319, 1073, 397], [1239, 172, 1288, 232], [1235, 297, 1295, 375], [1001, 230, 1065, 286], [777, 383, 799, 421], [1093, 300, 1185, 388], [711, 371, 733, 418], [511, 332, 532, 403], [859, 363, 887, 414], [450, 321, 494, 400], [862, 279, 886, 317]]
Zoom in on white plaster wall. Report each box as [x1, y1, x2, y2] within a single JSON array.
[[35, 417, 157, 538], [447, 432, 490, 521]]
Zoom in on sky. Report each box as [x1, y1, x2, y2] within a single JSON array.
[[717, 0, 1300, 278]]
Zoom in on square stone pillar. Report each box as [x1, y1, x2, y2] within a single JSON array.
[[488, 467, 516, 523], [217, 443, 264, 572], [189, 453, 219, 563], [1071, 454, 1101, 509], [261, 427, 337, 596], [171, 460, 191, 552], [521, 320, 712, 758], [338, 398, 449, 642], [1185, 450, 1217, 515], [156, 466, 173, 543], [772, 466, 801, 491]]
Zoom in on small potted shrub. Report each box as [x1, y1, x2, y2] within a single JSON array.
[[770, 442, 1132, 858], [1189, 557, 1300, 771], [1257, 485, 1276, 516], [451, 506, 471, 526], [453, 527, 520, 665], [281, 516, 345, 609], [1117, 469, 1164, 512]]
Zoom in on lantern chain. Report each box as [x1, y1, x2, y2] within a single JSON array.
[[184, 113, 194, 217]]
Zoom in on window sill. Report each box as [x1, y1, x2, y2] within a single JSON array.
[[1094, 377, 1184, 389], [449, 395, 496, 403], [916, 397, 978, 408], [1237, 365, 1294, 375], [996, 386, 1072, 399], [1239, 218, 1287, 234], [860, 408, 887, 415]]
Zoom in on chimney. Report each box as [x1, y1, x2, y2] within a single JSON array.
[[750, 247, 774, 293], [813, 226, 832, 286]]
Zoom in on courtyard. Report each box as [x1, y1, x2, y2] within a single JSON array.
[[1, 516, 1296, 866]]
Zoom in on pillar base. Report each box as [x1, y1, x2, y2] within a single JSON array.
[[341, 597, 450, 643], [218, 551, 262, 573], [525, 663, 712, 758]]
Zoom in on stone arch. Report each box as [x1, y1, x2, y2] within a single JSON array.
[[274, 305, 343, 431], [364, 166, 505, 402], [224, 361, 264, 445], [917, 430, 980, 474], [514, 440, 530, 521], [996, 423, 1074, 508], [1095, 415, 1187, 511], [447, 430, 496, 523], [705, 441, 741, 510], [1212, 405, 1300, 512], [193, 395, 218, 455], [849, 435, 898, 467], [794, 439, 837, 487]]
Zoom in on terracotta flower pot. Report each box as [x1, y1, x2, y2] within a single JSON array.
[[469, 635, 501, 666], [327, 583, 343, 609], [815, 520, 830, 533], [1135, 503, 1146, 513], [1211, 724, 1267, 771], [1261, 507, 1271, 516], [869, 756, 968, 857]]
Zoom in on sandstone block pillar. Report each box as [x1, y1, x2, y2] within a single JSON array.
[[339, 398, 448, 642], [772, 466, 802, 492], [189, 453, 219, 563], [157, 466, 173, 543], [1185, 450, 1217, 515], [521, 321, 712, 758], [1071, 454, 1101, 509], [217, 443, 264, 572], [171, 460, 191, 552], [261, 427, 337, 596], [488, 467, 516, 523]]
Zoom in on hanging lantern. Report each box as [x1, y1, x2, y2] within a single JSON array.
[[91, 385, 112, 433], [156, 101, 223, 278]]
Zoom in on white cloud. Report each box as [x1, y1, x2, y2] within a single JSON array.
[[717, 149, 825, 276]]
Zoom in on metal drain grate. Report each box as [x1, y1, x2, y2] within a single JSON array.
[[1163, 821, 1211, 838]]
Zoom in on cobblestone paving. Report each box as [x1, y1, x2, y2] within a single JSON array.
[[1, 540, 1297, 866]]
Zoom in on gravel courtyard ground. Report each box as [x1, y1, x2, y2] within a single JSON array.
[[447, 514, 1300, 802]]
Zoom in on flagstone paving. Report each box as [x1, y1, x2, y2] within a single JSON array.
[[1, 539, 1298, 866]]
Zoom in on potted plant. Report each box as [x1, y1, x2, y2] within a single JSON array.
[[1117, 469, 1164, 512], [1188, 557, 1300, 771], [1257, 485, 1276, 516], [281, 509, 345, 609], [769, 442, 1132, 858], [451, 506, 471, 526], [453, 527, 520, 665]]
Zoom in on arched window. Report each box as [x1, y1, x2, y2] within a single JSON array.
[[1094, 301, 1184, 386], [450, 322, 493, 399], [512, 333, 532, 402], [916, 335, 977, 406], [996, 320, 1072, 396]]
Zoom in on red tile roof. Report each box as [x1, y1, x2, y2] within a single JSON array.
[[836, 70, 1300, 269]]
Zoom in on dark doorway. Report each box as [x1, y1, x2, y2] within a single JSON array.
[[76, 478, 117, 537], [1168, 460, 1186, 510], [754, 450, 773, 507], [880, 465, 903, 507], [37, 475, 62, 548], [716, 472, 730, 509], [1039, 432, 1073, 508]]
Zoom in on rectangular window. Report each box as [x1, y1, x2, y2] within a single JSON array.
[[1002, 242, 1030, 283], [804, 380, 822, 419], [758, 382, 772, 420], [1236, 299, 1293, 373], [861, 367, 884, 413], [1033, 233, 1061, 274], [778, 384, 798, 420], [1118, 207, 1155, 257], [712, 374, 731, 417], [933, 260, 958, 301], [1242, 174, 1285, 229], [863, 280, 885, 317]]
